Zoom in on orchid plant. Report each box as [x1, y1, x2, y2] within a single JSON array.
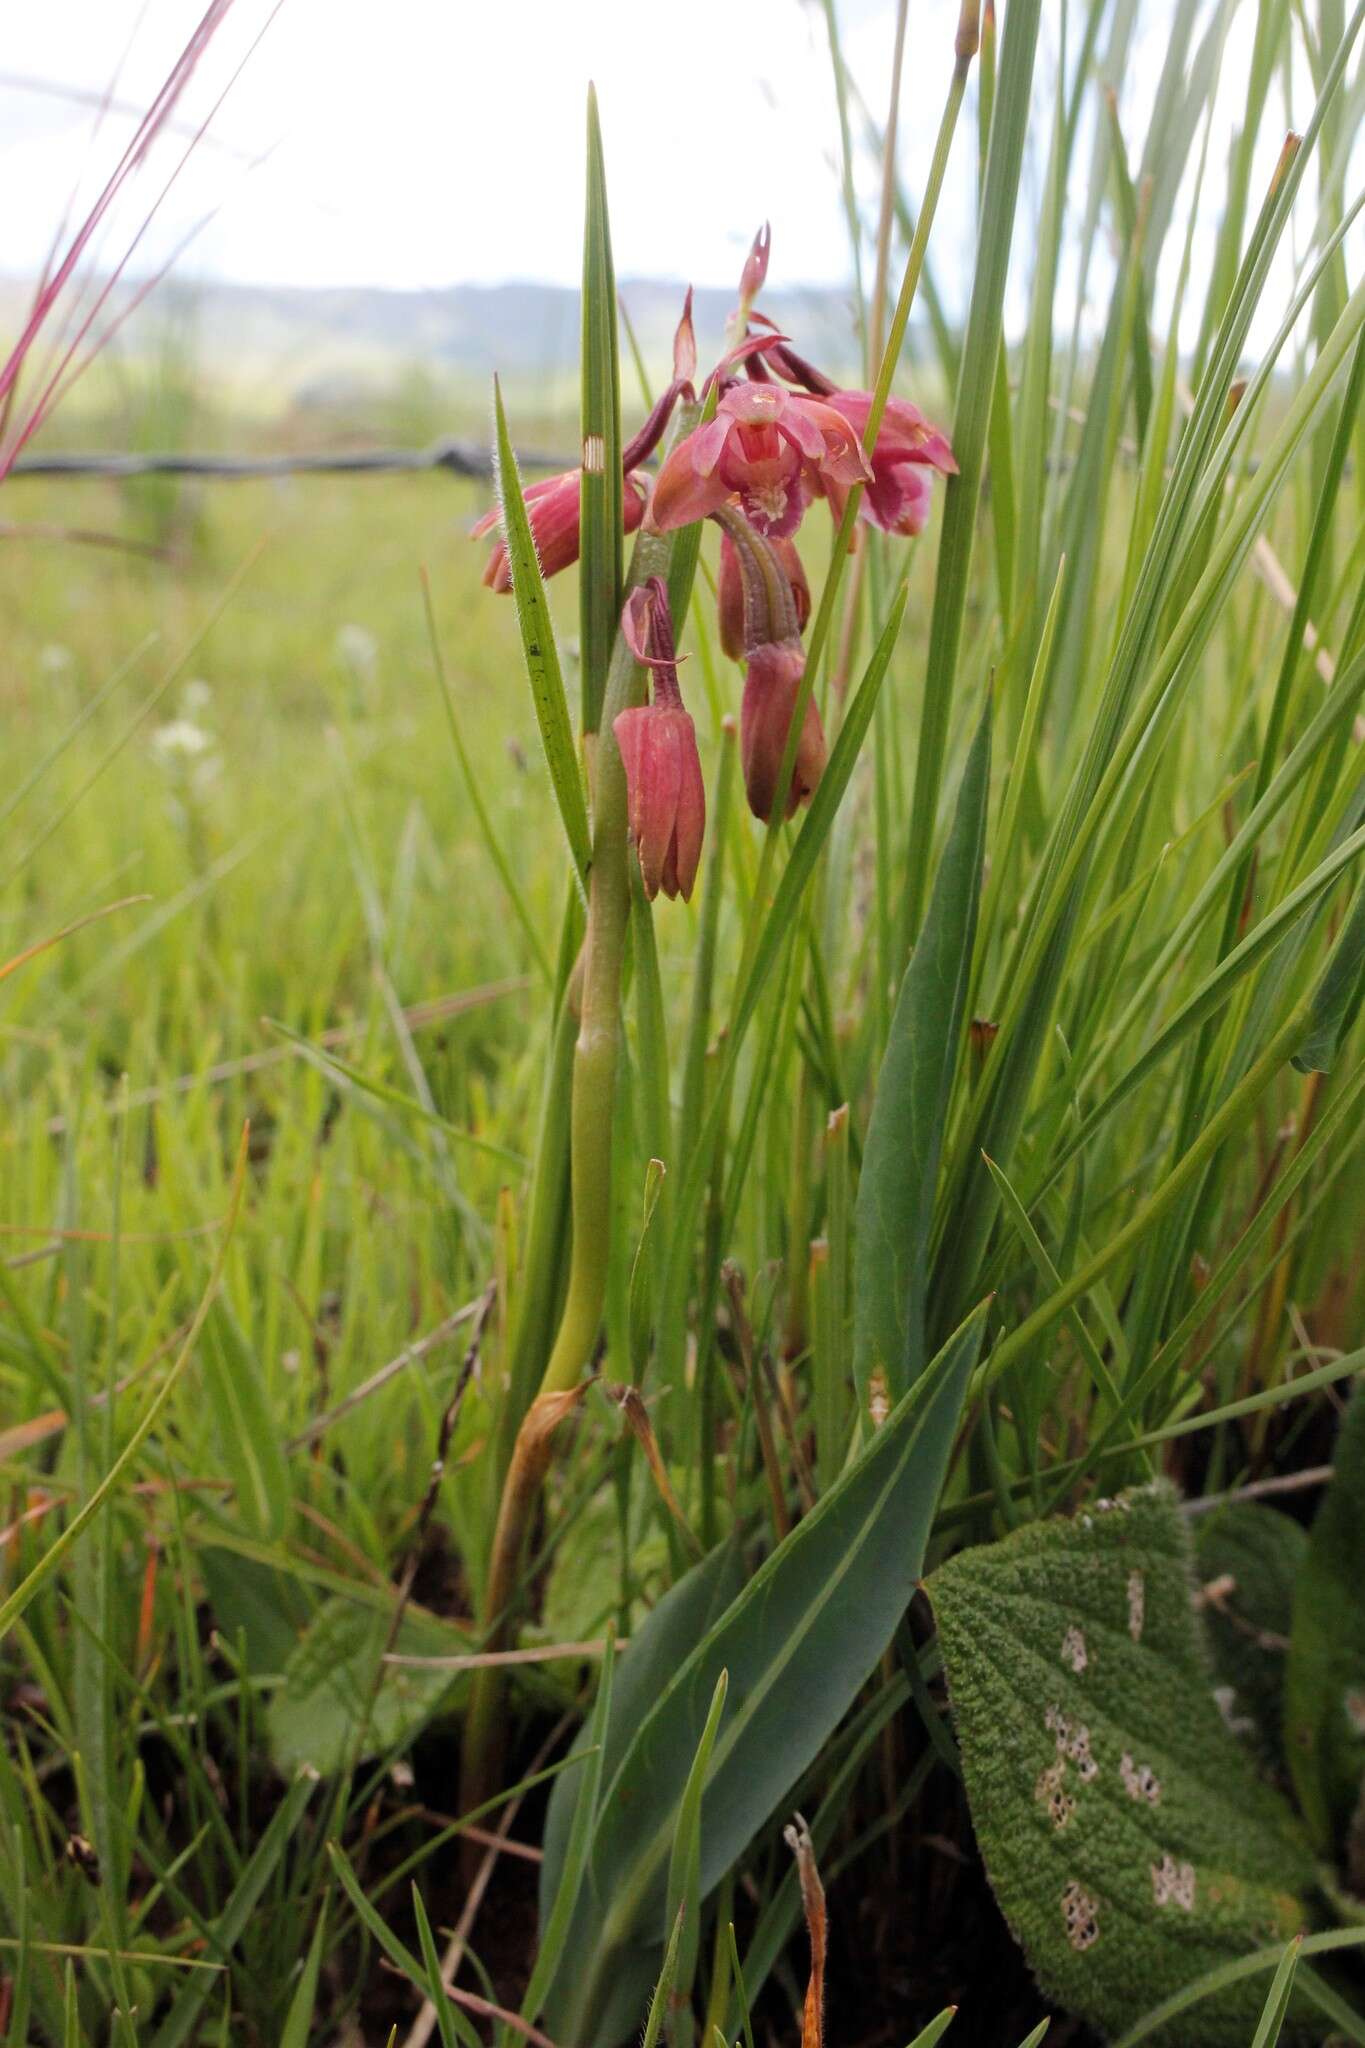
[[462, 217, 959, 1814]]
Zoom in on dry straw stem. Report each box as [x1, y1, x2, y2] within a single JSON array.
[[783, 1815, 828, 2048]]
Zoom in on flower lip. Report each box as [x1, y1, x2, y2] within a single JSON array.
[[649, 381, 870, 542]]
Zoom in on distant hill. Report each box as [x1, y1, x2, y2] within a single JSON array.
[[0, 273, 883, 411]]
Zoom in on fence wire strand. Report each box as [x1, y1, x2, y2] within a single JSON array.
[[5, 439, 569, 483]]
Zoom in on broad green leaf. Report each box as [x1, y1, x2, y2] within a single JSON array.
[[929, 1485, 1314, 2048], [539, 1537, 744, 1921], [492, 375, 592, 887], [539, 1483, 669, 1648], [523, 1633, 616, 2030], [1285, 1391, 1365, 1854], [1193, 1503, 1305, 1771], [1109, 1929, 1365, 2048], [543, 1306, 986, 2046], [267, 1596, 463, 1776], [200, 1546, 311, 1677], [855, 702, 990, 1401]]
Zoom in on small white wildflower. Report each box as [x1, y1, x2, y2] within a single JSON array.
[[150, 718, 212, 762], [336, 622, 379, 677], [180, 677, 213, 714], [41, 642, 74, 676]]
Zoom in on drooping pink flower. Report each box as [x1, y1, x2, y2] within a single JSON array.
[[713, 508, 825, 822], [613, 579, 705, 901], [820, 390, 957, 536], [473, 469, 649, 592], [648, 383, 871, 541], [740, 639, 826, 823]]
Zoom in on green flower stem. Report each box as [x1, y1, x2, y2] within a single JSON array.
[[539, 573, 664, 1399], [465, 521, 684, 1820]]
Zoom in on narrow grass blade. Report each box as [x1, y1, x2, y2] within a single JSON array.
[[663, 1668, 729, 2014], [900, 0, 1042, 946], [855, 701, 990, 1399], [579, 84, 623, 736], [492, 375, 592, 888]]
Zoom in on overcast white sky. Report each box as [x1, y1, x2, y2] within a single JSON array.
[[0, 0, 1357, 347], [1, 0, 927, 294]]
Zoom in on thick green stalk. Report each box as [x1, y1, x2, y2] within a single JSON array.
[[540, 580, 664, 1397], [464, 527, 679, 1817]]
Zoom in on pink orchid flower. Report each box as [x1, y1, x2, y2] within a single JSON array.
[[821, 390, 957, 536], [649, 382, 871, 541]]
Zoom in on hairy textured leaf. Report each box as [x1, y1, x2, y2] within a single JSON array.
[[930, 1485, 1314, 2047], [267, 1596, 462, 1776], [855, 702, 990, 1400], [542, 1309, 985, 2046], [1193, 1503, 1305, 1771], [1285, 1390, 1365, 1853]]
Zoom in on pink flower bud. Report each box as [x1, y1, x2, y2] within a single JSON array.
[[613, 579, 705, 901], [673, 286, 697, 386], [740, 639, 826, 823], [738, 222, 771, 311], [473, 468, 648, 591]]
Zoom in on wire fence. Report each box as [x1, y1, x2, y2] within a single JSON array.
[[5, 439, 569, 484]]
